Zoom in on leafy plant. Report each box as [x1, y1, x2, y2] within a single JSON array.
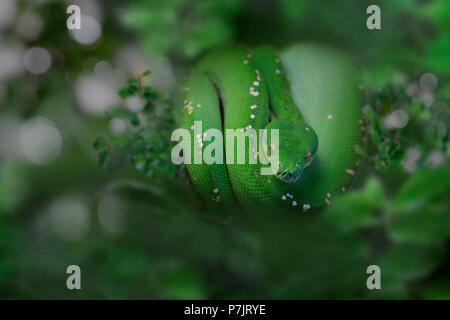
[[94, 70, 178, 178]]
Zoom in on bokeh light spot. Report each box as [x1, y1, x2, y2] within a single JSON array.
[[48, 198, 90, 242], [419, 72, 438, 92], [19, 117, 62, 165], [23, 47, 52, 75], [384, 109, 409, 130], [69, 15, 101, 45]]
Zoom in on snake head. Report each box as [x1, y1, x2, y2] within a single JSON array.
[[264, 119, 318, 183]]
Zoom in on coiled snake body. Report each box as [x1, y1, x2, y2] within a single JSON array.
[[178, 44, 363, 212]]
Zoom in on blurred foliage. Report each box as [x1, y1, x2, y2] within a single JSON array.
[[362, 81, 449, 173], [94, 70, 178, 178], [122, 0, 241, 58], [0, 0, 449, 299]]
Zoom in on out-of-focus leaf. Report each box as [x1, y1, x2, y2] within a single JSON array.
[[104, 248, 149, 280], [354, 144, 368, 158], [424, 36, 450, 73], [98, 149, 109, 165], [362, 104, 374, 122], [161, 267, 206, 299], [420, 0, 450, 33], [323, 178, 384, 230], [418, 280, 450, 300], [377, 243, 445, 288], [93, 137, 107, 150], [118, 88, 134, 99], [393, 167, 450, 207], [127, 77, 138, 85], [409, 99, 422, 121], [143, 87, 158, 102], [389, 204, 450, 245]]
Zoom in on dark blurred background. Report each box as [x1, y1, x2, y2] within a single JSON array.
[[0, 0, 449, 299]]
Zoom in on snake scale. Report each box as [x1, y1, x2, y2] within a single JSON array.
[[177, 43, 364, 213]]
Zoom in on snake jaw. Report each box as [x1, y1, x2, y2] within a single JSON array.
[[276, 167, 302, 183]]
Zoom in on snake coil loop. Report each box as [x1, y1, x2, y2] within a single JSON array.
[[177, 44, 364, 213]]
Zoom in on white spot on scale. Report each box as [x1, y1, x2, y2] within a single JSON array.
[[292, 201, 297, 207], [250, 114, 255, 119], [328, 114, 333, 120], [282, 195, 286, 200], [303, 204, 310, 212], [213, 188, 219, 194], [275, 69, 281, 74], [255, 70, 261, 81], [253, 81, 259, 86], [346, 168, 355, 176]]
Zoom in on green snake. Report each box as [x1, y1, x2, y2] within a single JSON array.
[[176, 43, 364, 212]]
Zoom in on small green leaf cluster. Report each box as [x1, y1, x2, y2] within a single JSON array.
[[94, 70, 177, 178], [361, 79, 448, 173]]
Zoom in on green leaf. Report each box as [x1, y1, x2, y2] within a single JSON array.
[[126, 111, 140, 126], [127, 77, 138, 85], [360, 178, 385, 207], [104, 248, 150, 280], [389, 204, 450, 245], [389, 149, 404, 167], [371, 129, 382, 145], [143, 87, 158, 102], [375, 159, 388, 173], [118, 88, 134, 99], [323, 178, 384, 230], [409, 98, 422, 120], [93, 137, 107, 150], [393, 167, 450, 207], [362, 104, 375, 123], [110, 136, 127, 147], [98, 149, 109, 165], [142, 70, 151, 76], [377, 243, 445, 287], [354, 144, 368, 158], [161, 267, 206, 300], [130, 139, 147, 156], [128, 85, 139, 93]]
